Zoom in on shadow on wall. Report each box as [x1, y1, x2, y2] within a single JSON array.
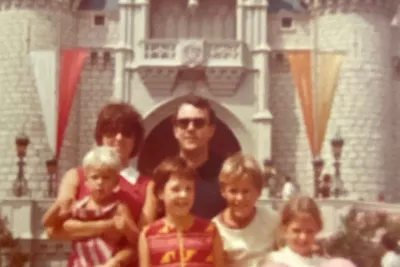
[[269, 53, 301, 187], [138, 116, 241, 176]]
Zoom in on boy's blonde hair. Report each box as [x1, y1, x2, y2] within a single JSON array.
[[83, 146, 121, 172], [219, 152, 263, 190]]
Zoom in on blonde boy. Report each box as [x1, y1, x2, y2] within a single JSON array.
[[213, 152, 280, 267]]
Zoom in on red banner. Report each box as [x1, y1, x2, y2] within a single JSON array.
[[56, 49, 89, 159]]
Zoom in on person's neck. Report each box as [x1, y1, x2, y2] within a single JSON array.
[[223, 207, 256, 229], [165, 213, 194, 231], [179, 147, 209, 168], [89, 193, 115, 208], [120, 159, 131, 170]]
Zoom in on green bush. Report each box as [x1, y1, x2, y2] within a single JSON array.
[[321, 207, 400, 267]]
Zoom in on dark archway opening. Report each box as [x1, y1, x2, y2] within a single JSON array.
[[138, 116, 241, 176]]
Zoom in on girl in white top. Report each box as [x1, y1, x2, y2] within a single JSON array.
[[265, 195, 327, 267], [213, 153, 280, 267], [381, 232, 400, 267]]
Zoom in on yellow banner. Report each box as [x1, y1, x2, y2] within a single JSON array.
[[287, 50, 316, 155], [315, 52, 344, 154]]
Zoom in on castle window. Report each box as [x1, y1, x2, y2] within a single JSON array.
[[103, 51, 111, 63], [93, 15, 105, 26], [90, 51, 98, 65], [281, 17, 293, 28]]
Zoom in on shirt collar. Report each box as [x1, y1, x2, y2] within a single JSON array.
[[120, 166, 139, 184]]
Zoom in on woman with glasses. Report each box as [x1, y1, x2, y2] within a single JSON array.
[[42, 102, 157, 267]]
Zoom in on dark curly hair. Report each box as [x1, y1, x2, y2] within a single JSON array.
[[95, 102, 145, 158]]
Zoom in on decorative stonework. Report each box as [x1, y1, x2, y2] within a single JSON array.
[[311, 0, 398, 17], [136, 39, 247, 96], [179, 39, 205, 68], [205, 67, 246, 96], [137, 67, 179, 95]]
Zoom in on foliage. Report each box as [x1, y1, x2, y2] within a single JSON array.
[[0, 216, 29, 267], [320, 206, 400, 267]]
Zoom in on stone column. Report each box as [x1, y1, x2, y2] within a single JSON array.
[[113, 0, 132, 101], [128, 0, 150, 105], [238, 0, 273, 163]]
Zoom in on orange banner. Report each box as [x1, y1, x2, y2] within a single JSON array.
[[315, 52, 344, 154], [287, 51, 316, 155]]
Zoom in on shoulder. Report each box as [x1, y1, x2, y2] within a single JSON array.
[[116, 189, 140, 205], [208, 152, 225, 167], [144, 218, 167, 236], [193, 216, 218, 233], [138, 174, 152, 184], [63, 167, 80, 182], [267, 248, 287, 262], [211, 213, 226, 229]]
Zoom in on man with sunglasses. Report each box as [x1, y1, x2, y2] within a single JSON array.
[[172, 95, 227, 219]]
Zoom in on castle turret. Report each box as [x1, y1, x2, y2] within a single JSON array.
[[0, 0, 78, 198], [270, 0, 398, 200], [314, 0, 398, 200]]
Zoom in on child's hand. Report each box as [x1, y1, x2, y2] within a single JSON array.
[[113, 213, 127, 232], [57, 197, 74, 218], [95, 259, 121, 267]]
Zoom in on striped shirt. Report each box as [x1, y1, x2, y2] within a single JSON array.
[[69, 196, 121, 267]]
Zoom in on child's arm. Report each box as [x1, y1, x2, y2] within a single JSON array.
[[56, 168, 80, 204], [47, 218, 116, 240], [212, 225, 225, 267], [138, 228, 150, 267], [42, 201, 64, 228], [139, 181, 158, 228], [42, 168, 78, 228], [100, 247, 135, 267], [115, 203, 140, 245], [63, 219, 116, 238]]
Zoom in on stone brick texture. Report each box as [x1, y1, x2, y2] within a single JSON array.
[[269, 5, 397, 201], [0, 1, 398, 201]]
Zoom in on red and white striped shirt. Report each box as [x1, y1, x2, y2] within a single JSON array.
[[69, 196, 121, 267]]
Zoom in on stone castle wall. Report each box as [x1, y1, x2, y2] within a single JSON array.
[[269, 2, 399, 201], [0, 1, 399, 203], [0, 2, 77, 199]]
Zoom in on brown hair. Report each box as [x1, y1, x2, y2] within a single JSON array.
[[274, 195, 323, 249], [172, 95, 217, 124], [280, 195, 323, 229], [219, 152, 263, 190], [152, 156, 198, 195], [95, 102, 144, 158]]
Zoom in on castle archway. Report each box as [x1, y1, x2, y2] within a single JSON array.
[[137, 96, 251, 175]]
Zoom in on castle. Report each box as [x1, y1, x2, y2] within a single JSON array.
[[0, 0, 400, 203], [0, 0, 399, 265]]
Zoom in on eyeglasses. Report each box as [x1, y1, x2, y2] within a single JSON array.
[[175, 118, 208, 129]]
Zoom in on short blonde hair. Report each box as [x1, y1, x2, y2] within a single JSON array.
[[82, 146, 121, 172], [219, 152, 263, 190]]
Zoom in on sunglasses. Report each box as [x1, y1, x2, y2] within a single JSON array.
[[175, 118, 208, 129]]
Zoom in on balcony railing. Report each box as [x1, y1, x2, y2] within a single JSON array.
[[136, 39, 245, 67], [133, 39, 247, 96]]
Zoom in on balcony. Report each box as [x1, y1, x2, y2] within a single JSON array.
[[131, 39, 247, 96]]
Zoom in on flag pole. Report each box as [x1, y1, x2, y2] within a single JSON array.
[[312, 0, 322, 198]]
